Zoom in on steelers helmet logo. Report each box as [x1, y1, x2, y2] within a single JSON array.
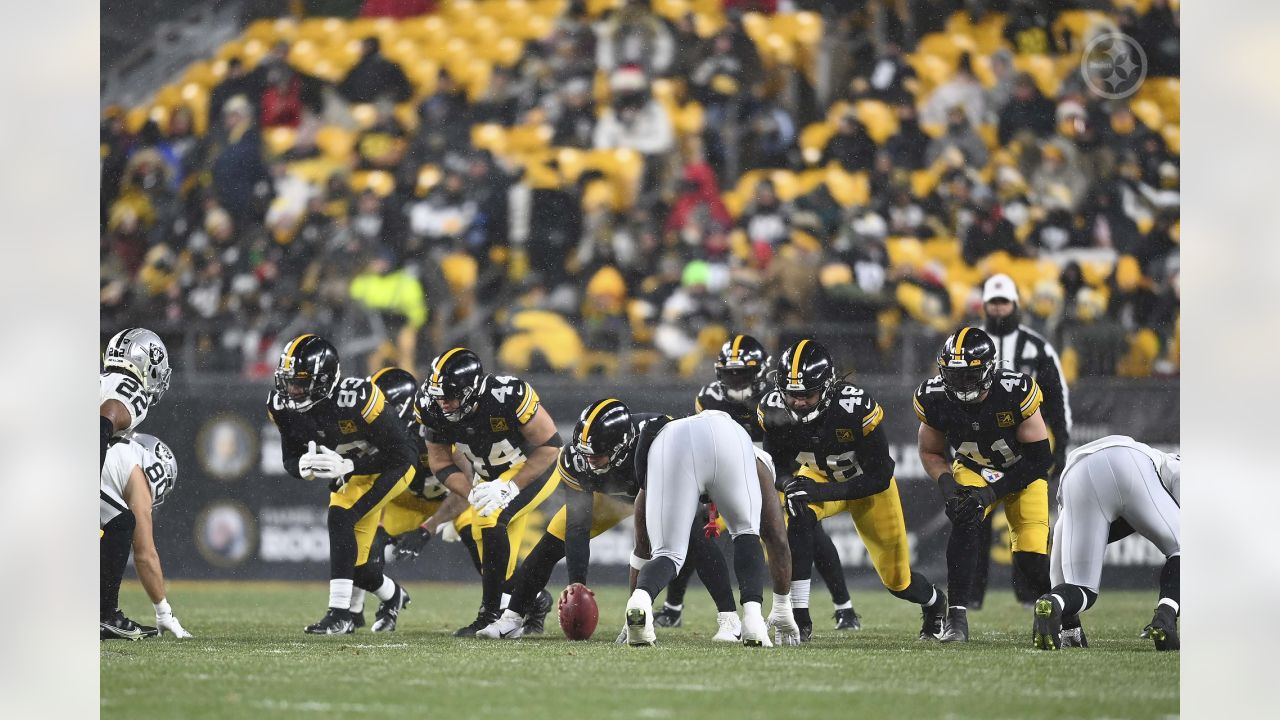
[[1081, 31, 1147, 100]]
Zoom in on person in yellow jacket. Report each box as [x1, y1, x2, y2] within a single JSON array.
[[349, 253, 427, 374]]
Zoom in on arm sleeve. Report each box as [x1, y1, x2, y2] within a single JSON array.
[[563, 487, 596, 586], [989, 438, 1053, 497], [809, 426, 895, 502], [271, 411, 309, 480]]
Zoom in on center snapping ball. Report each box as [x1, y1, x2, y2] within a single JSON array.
[[558, 583, 599, 641]]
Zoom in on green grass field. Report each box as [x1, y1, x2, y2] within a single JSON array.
[[102, 581, 1177, 719]]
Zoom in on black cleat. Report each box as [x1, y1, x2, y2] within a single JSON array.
[[919, 589, 947, 640], [1032, 595, 1062, 650], [1061, 625, 1089, 648], [372, 585, 411, 632], [100, 609, 158, 641], [940, 607, 969, 643], [653, 603, 683, 628], [798, 622, 813, 643], [1141, 605, 1179, 651], [454, 609, 500, 638], [351, 611, 365, 630], [523, 590, 553, 635], [305, 608, 356, 635], [833, 608, 862, 631]]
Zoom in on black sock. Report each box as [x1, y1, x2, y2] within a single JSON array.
[[1012, 551, 1051, 599], [788, 511, 816, 627], [637, 556, 679, 599], [100, 511, 135, 618], [459, 530, 483, 577], [971, 514, 993, 605], [888, 571, 938, 605], [794, 607, 812, 627], [508, 536, 566, 616], [1159, 555, 1179, 611], [100, 416, 114, 471], [1049, 583, 1097, 616], [812, 524, 850, 606], [664, 561, 696, 606], [731, 534, 767, 606], [946, 519, 982, 607], [327, 506, 358, 580], [480, 526, 510, 613], [691, 529, 736, 612]]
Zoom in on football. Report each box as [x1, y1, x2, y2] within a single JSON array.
[[558, 583, 599, 641]]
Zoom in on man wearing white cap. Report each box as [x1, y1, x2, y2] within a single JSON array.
[[971, 273, 1072, 608]]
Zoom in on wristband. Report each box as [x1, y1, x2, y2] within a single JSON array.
[[434, 463, 463, 485], [629, 552, 648, 571]]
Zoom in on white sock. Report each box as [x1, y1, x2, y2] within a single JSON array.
[[718, 610, 740, 623], [1051, 594, 1065, 611], [664, 602, 683, 612], [501, 609, 523, 622], [329, 579, 353, 610], [501, 593, 512, 610], [924, 588, 938, 607], [833, 600, 852, 611], [742, 601, 763, 619], [1159, 598, 1179, 614], [628, 589, 652, 609], [772, 592, 792, 611], [792, 579, 811, 609], [950, 605, 966, 611], [374, 576, 396, 602], [349, 588, 366, 613]]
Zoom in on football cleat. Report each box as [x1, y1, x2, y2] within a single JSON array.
[[833, 608, 862, 631], [1032, 596, 1062, 650], [477, 610, 526, 640], [625, 602, 656, 647], [919, 589, 947, 640], [351, 611, 365, 630], [305, 608, 356, 635], [522, 590, 553, 635], [798, 622, 813, 643], [654, 603, 683, 628], [1141, 605, 1179, 651], [712, 612, 742, 642], [1061, 626, 1089, 648], [100, 609, 158, 641], [940, 607, 969, 643], [740, 612, 774, 648], [372, 585, 411, 633], [454, 609, 500, 638]]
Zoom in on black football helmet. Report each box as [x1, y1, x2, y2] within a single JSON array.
[[371, 367, 418, 423], [274, 334, 341, 412], [421, 348, 484, 422], [774, 339, 837, 423], [937, 326, 998, 403], [571, 398, 633, 475], [715, 334, 770, 402]]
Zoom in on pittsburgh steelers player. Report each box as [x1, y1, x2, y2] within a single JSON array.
[[915, 326, 1054, 642], [657, 335, 861, 633], [417, 348, 562, 637], [101, 328, 172, 469], [761, 339, 947, 642], [477, 400, 744, 642], [268, 335, 417, 635], [100, 433, 191, 640]]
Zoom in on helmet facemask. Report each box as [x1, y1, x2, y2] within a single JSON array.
[[779, 375, 834, 424], [427, 379, 479, 422], [716, 365, 761, 402], [939, 362, 995, 403], [574, 433, 631, 475], [274, 362, 340, 412]]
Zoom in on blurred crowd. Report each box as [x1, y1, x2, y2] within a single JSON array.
[[101, 0, 1180, 381]]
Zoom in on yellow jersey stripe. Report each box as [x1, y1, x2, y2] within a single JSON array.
[[730, 335, 744, 362], [284, 333, 313, 364], [954, 327, 970, 363], [515, 383, 540, 424], [430, 347, 467, 384], [912, 396, 928, 424], [580, 399, 617, 444], [369, 367, 394, 385], [695, 397, 704, 413], [861, 404, 884, 436], [790, 339, 809, 382], [361, 385, 386, 422]]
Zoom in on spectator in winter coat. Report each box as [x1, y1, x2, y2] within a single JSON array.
[[337, 37, 412, 105], [997, 73, 1057, 145], [926, 106, 989, 168], [819, 113, 877, 172]]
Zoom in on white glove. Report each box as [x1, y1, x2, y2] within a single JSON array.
[[436, 521, 462, 543], [154, 600, 193, 639], [476, 480, 519, 517], [299, 440, 321, 480], [309, 445, 355, 481], [767, 593, 800, 647], [467, 483, 490, 508]]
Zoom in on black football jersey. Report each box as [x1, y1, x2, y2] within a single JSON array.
[[913, 369, 1044, 473], [694, 380, 764, 442], [758, 382, 889, 482], [556, 413, 671, 500], [418, 373, 543, 481], [267, 376, 412, 478]]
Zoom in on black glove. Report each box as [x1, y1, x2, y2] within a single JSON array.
[[781, 477, 816, 519], [394, 527, 432, 560], [937, 472, 962, 502], [948, 485, 996, 526]]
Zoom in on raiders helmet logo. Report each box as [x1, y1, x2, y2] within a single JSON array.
[[149, 345, 166, 365]]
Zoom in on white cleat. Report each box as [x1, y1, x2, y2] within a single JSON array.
[[712, 612, 742, 642], [476, 609, 525, 639], [741, 611, 774, 648], [625, 595, 656, 647]]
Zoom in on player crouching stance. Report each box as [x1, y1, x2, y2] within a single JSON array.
[[269, 335, 417, 635], [624, 408, 800, 647], [100, 433, 191, 640], [1033, 436, 1180, 651]]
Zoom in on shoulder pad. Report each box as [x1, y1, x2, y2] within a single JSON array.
[[557, 447, 594, 492], [832, 382, 884, 435], [335, 376, 387, 424], [913, 376, 946, 425], [481, 374, 541, 424], [757, 390, 793, 431]]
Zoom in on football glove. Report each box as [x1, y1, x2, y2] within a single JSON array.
[[394, 527, 432, 560], [767, 594, 801, 647], [437, 521, 462, 543], [299, 440, 321, 481], [309, 445, 354, 482], [780, 477, 815, 519], [476, 480, 519, 517], [154, 600, 193, 639]]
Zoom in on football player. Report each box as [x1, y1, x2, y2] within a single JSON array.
[[417, 348, 563, 637], [477, 400, 743, 642], [100, 328, 171, 470], [915, 326, 1054, 643], [657, 334, 862, 633], [1032, 436, 1180, 651], [100, 433, 191, 640], [268, 335, 417, 635], [761, 339, 947, 642], [625, 404, 800, 647]]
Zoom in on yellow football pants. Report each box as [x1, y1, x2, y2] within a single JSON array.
[[795, 466, 914, 592], [953, 461, 1049, 554]]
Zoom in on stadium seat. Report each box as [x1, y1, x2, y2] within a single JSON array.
[[855, 100, 898, 144], [350, 170, 396, 197], [1013, 54, 1059, 97], [1161, 124, 1180, 155], [823, 168, 869, 207], [351, 104, 379, 130], [800, 123, 836, 165], [1054, 10, 1110, 48], [264, 127, 298, 157], [886, 237, 925, 271], [315, 126, 356, 161], [923, 237, 962, 266], [416, 164, 441, 196], [1130, 99, 1164, 131]]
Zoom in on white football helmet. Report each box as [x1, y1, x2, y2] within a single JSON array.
[[133, 433, 178, 508], [103, 328, 172, 402]]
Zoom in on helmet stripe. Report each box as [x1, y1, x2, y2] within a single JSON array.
[[954, 327, 971, 363], [790, 339, 810, 383], [580, 398, 618, 445], [730, 335, 744, 362], [431, 347, 467, 384], [284, 334, 314, 364], [370, 367, 394, 384]]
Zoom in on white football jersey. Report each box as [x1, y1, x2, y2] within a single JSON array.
[[100, 371, 150, 435], [101, 440, 152, 526], [1062, 435, 1180, 504]]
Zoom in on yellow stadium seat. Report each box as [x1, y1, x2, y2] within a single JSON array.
[[917, 33, 964, 67], [911, 169, 941, 198], [1130, 99, 1164, 131], [1054, 11, 1110, 48], [977, 123, 999, 150], [416, 164, 442, 196], [1013, 54, 1059, 97], [471, 124, 508, 154], [264, 127, 298, 157], [1161, 124, 1180, 155], [824, 168, 869, 207], [972, 53, 997, 89], [315, 126, 356, 161], [971, 12, 1009, 55], [855, 100, 899, 144], [923, 237, 962, 265], [351, 104, 379, 130], [505, 124, 554, 154], [886, 237, 925, 270], [800, 123, 836, 166], [908, 53, 953, 90], [674, 102, 705, 136], [350, 170, 396, 197], [297, 17, 347, 45], [693, 12, 726, 39]]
